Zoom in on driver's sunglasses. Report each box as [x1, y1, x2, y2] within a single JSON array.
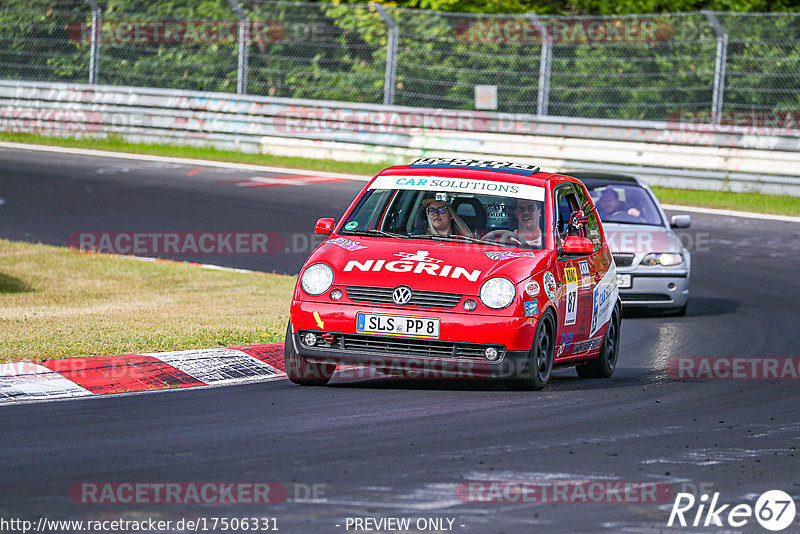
[[427, 207, 448, 215]]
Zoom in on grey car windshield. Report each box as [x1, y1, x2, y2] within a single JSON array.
[[586, 184, 664, 226]]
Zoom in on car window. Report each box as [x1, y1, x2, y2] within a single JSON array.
[[341, 187, 547, 250], [554, 184, 582, 244], [574, 184, 603, 252], [586, 184, 663, 226]]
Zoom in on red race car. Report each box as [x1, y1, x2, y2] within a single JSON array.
[[285, 158, 621, 390]]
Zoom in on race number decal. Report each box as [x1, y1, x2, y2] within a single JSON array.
[[564, 285, 578, 326], [563, 266, 580, 326]]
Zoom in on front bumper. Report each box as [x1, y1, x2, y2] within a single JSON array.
[[290, 300, 538, 379], [618, 270, 690, 308]]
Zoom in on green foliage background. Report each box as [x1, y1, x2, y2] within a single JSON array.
[[0, 0, 798, 120]]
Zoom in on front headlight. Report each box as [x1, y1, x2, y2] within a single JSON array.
[[480, 277, 516, 309], [301, 263, 334, 295], [641, 253, 683, 267]]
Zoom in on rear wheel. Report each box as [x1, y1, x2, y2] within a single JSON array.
[[577, 303, 620, 379], [508, 311, 555, 391], [284, 322, 335, 386]]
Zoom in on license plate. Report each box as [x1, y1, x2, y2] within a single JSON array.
[[356, 313, 440, 338], [617, 274, 632, 289]]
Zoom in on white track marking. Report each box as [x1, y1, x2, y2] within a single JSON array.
[[662, 203, 800, 223], [0, 141, 370, 181], [146, 348, 283, 385], [0, 363, 91, 402]]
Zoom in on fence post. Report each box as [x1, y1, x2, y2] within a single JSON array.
[[85, 0, 100, 84], [529, 14, 551, 116], [372, 4, 398, 106], [703, 10, 728, 125], [228, 0, 250, 95]]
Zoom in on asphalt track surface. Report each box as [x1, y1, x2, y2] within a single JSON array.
[[2, 147, 800, 533]]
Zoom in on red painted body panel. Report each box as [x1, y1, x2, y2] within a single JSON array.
[[290, 164, 619, 373]]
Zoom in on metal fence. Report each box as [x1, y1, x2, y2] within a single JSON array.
[[1, 0, 799, 123]]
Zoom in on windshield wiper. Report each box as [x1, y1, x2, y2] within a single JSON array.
[[414, 234, 520, 248], [342, 229, 409, 239]]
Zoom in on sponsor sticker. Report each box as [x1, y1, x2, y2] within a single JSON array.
[[525, 280, 540, 297], [325, 237, 366, 251], [543, 271, 557, 303], [409, 157, 540, 175], [485, 250, 539, 260], [344, 221, 358, 230], [578, 260, 590, 277], [369, 174, 545, 202], [524, 301, 539, 317], [590, 265, 619, 338], [344, 252, 481, 281], [572, 336, 603, 353], [564, 267, 579, 284]]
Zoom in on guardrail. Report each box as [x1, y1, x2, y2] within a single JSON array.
[[1, 80, 799, 196]]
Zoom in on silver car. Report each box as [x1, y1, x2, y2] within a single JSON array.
[[569, 172, 691, 316]]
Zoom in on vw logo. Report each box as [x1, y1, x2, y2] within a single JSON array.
[[392, 286, 413, 305]]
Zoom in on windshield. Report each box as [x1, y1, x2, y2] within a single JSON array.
[[341, 188, 546, 249], [586, 184, 664, 226]]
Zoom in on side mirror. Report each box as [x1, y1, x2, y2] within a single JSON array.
[[670, 214, 691, 229], [561, 236, 594, 256], [314, 218, 335, 235]]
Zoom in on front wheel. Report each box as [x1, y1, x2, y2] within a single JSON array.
[[576, 302, 621, 379], [508, 311, 555, 390], [284, 322, 335, 386]]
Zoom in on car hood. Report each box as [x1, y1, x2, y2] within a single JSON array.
[[306, 235, 552, 292], [602, 223, 683, 254]]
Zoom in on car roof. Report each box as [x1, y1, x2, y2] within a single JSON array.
[[562, 171, 644, 187], [378, 162, 571, 189]]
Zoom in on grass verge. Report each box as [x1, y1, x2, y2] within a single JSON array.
[[0, 239, 294, 363], [1, 132, 798, 216], [651, 186, 800, 216], [0, 132, 387, 176]]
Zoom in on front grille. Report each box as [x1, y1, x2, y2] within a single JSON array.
[[302, 332, 504, 361], [612, 253, 636, 267], [346, 286, 462, 309], [621, 293, 672, 302]]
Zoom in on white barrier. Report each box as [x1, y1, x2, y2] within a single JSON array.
[[1, 80, 799, 195]]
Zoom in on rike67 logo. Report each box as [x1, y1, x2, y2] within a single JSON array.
[[668, 490, 796, 531]]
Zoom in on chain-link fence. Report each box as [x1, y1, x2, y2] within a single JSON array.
[[1, 0, 798, 123]]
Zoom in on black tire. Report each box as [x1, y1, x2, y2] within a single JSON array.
[[508, 311, 555, 391], [577, 302, 621, 379], [284, 322, 335, 386]]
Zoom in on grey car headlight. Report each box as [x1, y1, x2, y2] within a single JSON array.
[[301, 263, 334, 295], [480, 277, 516, 309], [641, 252, 683, 267]]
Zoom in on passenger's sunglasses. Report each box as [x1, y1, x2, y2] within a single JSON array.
[[427, 207, 448, 215]]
